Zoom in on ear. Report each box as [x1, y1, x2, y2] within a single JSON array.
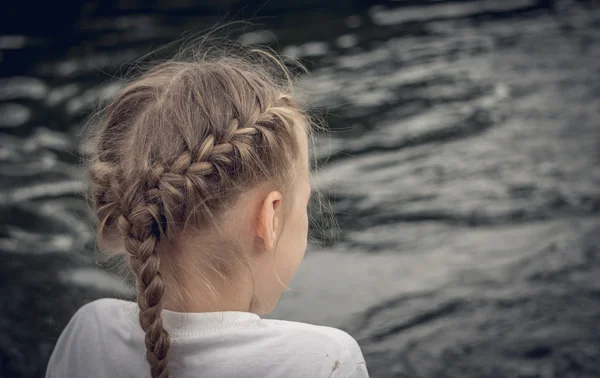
[[255, 190, 283, 252]]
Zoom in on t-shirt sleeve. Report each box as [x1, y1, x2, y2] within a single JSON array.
[[331, 330, 369, 378], [343, 362, 369, 378], [45, 302, 98, 378]]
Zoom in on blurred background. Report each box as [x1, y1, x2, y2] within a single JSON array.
[[1, 0, 600, 377]]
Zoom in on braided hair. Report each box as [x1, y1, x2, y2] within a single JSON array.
[[86, 50, 308, 378]]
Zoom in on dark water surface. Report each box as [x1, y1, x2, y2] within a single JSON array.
[[1, 1, 600, 377]]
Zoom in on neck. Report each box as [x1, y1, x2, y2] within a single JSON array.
[[162, 269, 255, 314]]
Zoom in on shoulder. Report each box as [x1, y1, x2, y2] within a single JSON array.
[[46, 298, 133, 378], [257, 319, 368, 377], [53, 297, 135, 352], [55, 297, 133, 343], [265, 319, 360, 350], [60, 297, 130, 330], [77, 297, 132, 317]]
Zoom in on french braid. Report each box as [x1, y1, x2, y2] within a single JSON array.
[[85, 49, 307, 378]]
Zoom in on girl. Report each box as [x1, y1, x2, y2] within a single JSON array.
[[46, 44, 369, 378]]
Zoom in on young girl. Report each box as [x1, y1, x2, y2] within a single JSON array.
[[46, 45, 369, 378]]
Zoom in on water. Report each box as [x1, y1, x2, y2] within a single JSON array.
[[1, 0, 600, 377]]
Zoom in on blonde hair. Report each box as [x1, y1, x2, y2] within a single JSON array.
[[85, 42, 310, 378]]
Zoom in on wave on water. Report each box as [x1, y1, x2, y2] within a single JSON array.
[[1, 1, 600, 377]]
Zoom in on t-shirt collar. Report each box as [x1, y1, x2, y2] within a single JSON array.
[[161, 308, 260, 332]]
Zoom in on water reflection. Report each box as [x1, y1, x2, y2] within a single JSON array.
[[1, 1, 599, 377]]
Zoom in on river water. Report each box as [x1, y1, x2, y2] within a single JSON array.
[[1, 1, 599, 377]]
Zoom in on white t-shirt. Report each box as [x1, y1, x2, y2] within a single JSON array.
[[46, 298, 369, 378]]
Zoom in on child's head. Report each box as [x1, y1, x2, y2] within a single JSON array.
[[86, 46, 312, 378]]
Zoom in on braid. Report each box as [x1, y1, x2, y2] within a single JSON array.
[[86, 51, 309, 378], [149, 122, 283, 224], [117, 197, 170, 378], [89, 163, 117, 225]]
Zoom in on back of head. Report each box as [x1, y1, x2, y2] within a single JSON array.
[[85, 43, 309, 378]]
